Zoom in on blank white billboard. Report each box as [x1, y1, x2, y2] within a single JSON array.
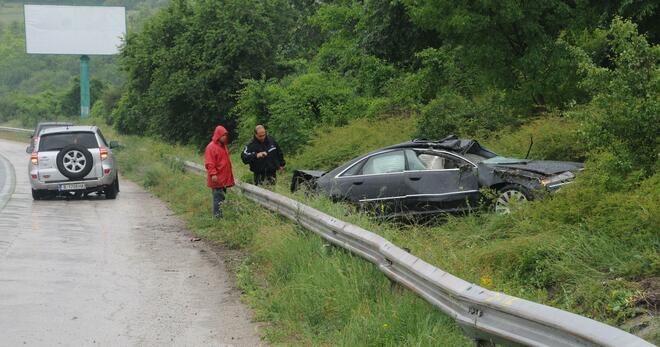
[[24, 5, 126, 55]]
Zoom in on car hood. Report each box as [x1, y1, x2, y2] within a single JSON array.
[[483, 157, 584, 176]]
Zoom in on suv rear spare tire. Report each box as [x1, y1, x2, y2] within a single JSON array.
[[56, 144, 93, 180]]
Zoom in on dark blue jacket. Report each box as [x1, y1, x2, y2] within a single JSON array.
[[241, 136, 285, 174]]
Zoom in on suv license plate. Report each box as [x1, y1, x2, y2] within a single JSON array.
[[60, 183, 85, 190]]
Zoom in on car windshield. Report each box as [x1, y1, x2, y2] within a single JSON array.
[[39, 132, 99, 151], [463, 153, 490, 164]]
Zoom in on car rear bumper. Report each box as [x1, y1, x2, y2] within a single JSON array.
[[29, 172, 116, 192]]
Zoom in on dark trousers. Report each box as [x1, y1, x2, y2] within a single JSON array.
[[212, 188, 226, 218], [254, 171, 276, 186]]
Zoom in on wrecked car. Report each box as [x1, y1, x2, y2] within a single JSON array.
[[291, 135, 583, 216]]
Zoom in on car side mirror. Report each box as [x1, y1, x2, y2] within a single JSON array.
[[26, 146, 32, 154]]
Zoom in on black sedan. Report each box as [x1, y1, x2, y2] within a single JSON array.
[[291, 136, 583, 216]]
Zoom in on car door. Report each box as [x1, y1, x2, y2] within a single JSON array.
[[333, 150, 407, 212], [401, 149, 480, 213]]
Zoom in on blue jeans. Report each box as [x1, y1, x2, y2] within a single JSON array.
[[212, 188, 226, 218]]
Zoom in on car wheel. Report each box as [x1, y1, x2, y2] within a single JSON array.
[[494, 185, 531, 215], [56, 144, 93, 180], [106, 176, 119, 199], [31, 189, 42, 200]]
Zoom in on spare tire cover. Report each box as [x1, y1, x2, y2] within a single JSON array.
[[56, 144, 93, 180]]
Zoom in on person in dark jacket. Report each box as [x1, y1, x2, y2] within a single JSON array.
[[241, 125, 285, 185], [204, 125, 235, 218]]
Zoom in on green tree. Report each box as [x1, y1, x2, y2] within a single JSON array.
[[114, 0, 296, 146], [403, 0, 658, 111], [60, 77, 107, 117], [569, 17, 659, 173]]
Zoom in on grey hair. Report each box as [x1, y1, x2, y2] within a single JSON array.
[[254, 125, 266, 133]]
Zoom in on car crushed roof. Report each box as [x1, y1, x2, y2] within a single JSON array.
[[39, 125, 97, 135], [382, 135, 495, 156]]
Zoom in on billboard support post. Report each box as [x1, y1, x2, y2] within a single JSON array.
[[80, 55, 90, 118]]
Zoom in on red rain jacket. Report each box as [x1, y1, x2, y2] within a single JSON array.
[[204, 126, 235, 189]]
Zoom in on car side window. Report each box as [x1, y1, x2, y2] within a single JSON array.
[[405, 150, 427, 170], [361, 151, 405, 175], [341, 160, 364, 177], [411, 151, 468, 170]]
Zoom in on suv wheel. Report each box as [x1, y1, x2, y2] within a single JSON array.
[[56, 145, 93, 180], [106, 176, 119, 199], [31, 189, 42, 200]]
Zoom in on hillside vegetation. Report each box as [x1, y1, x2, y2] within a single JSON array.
[[0, 0, 168, 125]]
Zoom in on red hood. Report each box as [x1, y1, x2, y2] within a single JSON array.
[[212, 126, 228, 144]]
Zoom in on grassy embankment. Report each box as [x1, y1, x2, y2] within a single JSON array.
[[2, 114, 657, 345], [115, 113, 658, 345]]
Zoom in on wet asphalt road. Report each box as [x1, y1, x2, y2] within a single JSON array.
[[0, 139, 261, 346]]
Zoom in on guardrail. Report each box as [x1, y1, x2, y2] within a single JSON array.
[[0, 126, 32, 134], [172, 157, 654, 347]]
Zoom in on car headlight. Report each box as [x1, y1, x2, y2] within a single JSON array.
[[541, 171, 575, 186]]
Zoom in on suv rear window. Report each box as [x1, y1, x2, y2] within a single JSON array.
[[39, 132, 99, 151]]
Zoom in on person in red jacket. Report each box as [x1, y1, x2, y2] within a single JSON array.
[[204, 125, 235, 218]]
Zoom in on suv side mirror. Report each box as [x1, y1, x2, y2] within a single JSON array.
[[26, 146, 32, 154], [108, 140, 122, 149]]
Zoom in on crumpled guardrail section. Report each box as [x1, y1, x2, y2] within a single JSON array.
[[173, 156, 653, 347]]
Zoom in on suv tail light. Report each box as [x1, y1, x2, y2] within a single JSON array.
[[100, 147, 109, 161], [30, 152, 38, 165]]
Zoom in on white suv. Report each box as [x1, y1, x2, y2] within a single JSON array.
[[27, 126, 119, 200]]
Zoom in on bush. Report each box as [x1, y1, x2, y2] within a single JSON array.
[[314, 38, 396, 97], [289, 115, 417, 170], [568, 17, 659, 173], [416, 89, 518, 139], [235, 72, 366, 154], [483, 116, 587, 162]]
